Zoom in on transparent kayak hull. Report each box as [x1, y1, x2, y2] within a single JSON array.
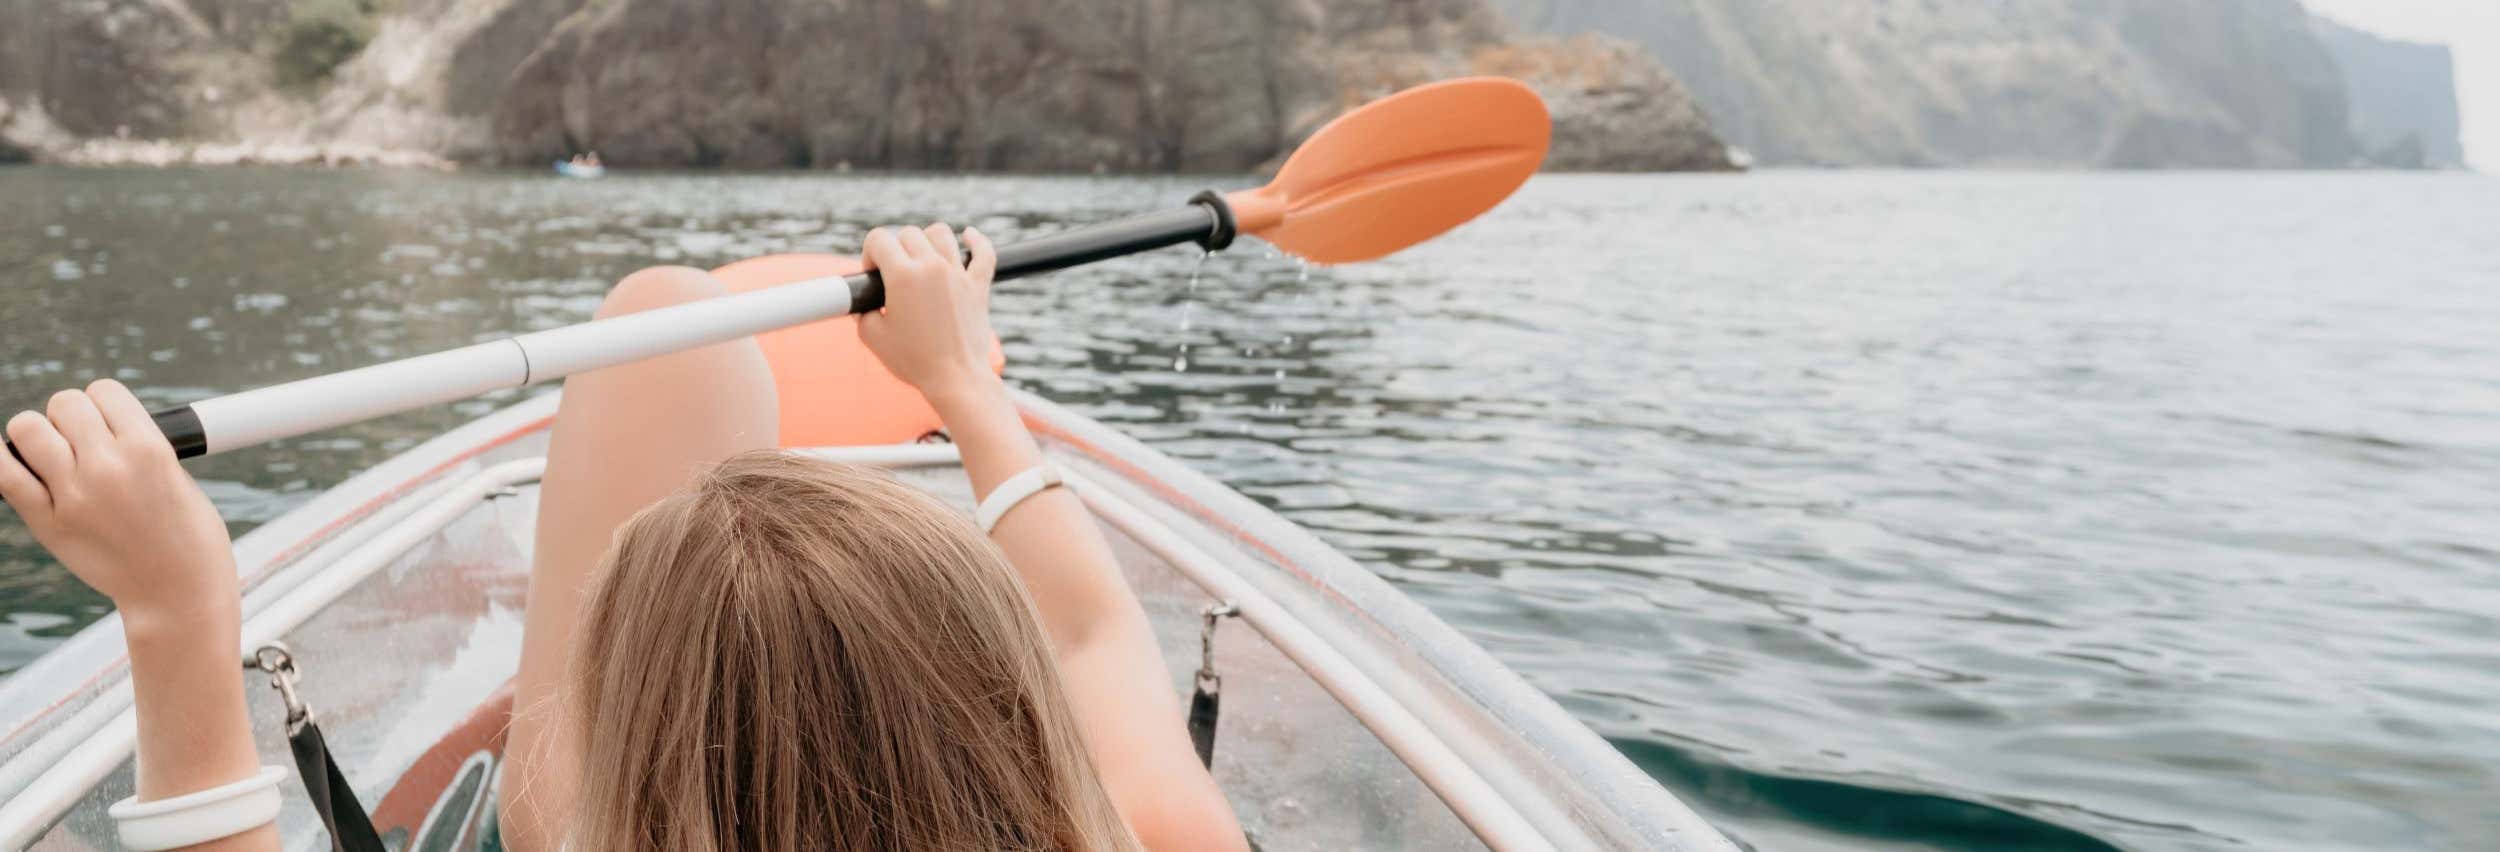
[[0, 391, 1731, 852]]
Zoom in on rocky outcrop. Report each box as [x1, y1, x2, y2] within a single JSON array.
[[1385, 35, 1735, 172], [0, 96, 59, 163], [1496, 0, 2372, 169], [0, 0, 1733, 172], [0, 0, 466, 166], [0, 0, 267, 141], [2312, 17, 2464, 169], [6, 2, 153, 138], [484, 0, 1729, 171]]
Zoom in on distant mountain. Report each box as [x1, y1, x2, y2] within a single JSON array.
[[1496, 0, 2403, 169], [2311, 17, 2464, 169], [0, 0, 1735, 172]]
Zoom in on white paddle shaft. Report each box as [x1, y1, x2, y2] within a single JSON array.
[[151, 198, 1231, 458], [191, 272, 861, 454]]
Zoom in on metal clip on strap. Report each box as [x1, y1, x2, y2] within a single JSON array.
[[249, 643, 387, 852]]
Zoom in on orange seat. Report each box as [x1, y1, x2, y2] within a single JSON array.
[[709, 254, 998, 447]]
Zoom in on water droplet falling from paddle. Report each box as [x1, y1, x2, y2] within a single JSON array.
[[1174, 248, 1211, 372]]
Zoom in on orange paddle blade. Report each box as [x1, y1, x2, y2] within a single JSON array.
[[1226, 77, 1550, 264]]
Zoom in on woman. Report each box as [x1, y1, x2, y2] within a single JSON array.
[[0, 224, 1247, 851]]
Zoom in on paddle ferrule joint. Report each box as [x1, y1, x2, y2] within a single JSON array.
[[157, 407, 209, 460], [846, 273, 884, 317], [1187, 190, 1238, 253]]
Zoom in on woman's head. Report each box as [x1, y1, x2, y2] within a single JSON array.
[[566, 451, 1137, 851]]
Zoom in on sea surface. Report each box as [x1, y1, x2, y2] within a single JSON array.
[[2, 167, 2495, 851]]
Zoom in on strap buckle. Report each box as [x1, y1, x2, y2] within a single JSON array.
[[245, 642, 311, 734], [1194, 601, 1238, 693]]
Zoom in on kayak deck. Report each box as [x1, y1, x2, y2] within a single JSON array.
[[0, 391, 1730, 851]]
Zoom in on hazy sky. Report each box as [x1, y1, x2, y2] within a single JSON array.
[[2305, 0, 2496, 170]]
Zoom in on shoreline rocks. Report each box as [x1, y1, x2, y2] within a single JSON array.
[[36, 138, 457, 170], [0, 0, 1735, 174]]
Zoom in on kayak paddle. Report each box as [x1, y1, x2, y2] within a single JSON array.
[[7, 76, 1549, 461]]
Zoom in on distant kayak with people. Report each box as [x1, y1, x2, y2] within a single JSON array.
[[556, 152, 605, 178]]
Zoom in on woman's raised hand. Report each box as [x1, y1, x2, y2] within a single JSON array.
[[0, 379, 238, 630], [857, 223, 1000, 400]]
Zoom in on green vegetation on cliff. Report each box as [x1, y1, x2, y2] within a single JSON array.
[[274, 0, 383, 88]]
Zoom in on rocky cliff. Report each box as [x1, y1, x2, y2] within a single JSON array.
[[2311, 17, 2464, 169], [1497, 0, 2373, 168], [0, 0, 1733, 172], [0, 0, 475, 166]]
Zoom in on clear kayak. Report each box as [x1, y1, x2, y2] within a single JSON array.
[[553, 161, 605, 179], [0, 387, 1734, 851]]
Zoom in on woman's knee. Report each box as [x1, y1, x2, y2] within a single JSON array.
[[596, 266, 727, 320]]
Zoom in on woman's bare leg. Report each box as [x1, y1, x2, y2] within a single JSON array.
[[498, 266, 778, 852]]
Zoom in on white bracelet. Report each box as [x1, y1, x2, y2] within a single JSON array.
[[109, 765, 286, 851], [976, 464, 1064, 534]]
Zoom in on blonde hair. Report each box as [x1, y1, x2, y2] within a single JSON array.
[[566, 451, 1142, 851]]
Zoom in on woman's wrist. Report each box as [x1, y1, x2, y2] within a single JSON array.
[[921, 372, 1046, 500], [921, 372, 1010, 423], [118, 566, 242, 647], [118, 585, 262, 804], [121, 592, 241, 650]]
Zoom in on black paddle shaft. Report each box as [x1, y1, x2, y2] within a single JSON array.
[[844, 190, 1239, 314], [3, 191, 1240, 468]]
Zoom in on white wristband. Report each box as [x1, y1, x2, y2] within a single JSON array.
[[109, 765, 286, 851], [976, 464, 1064, 534]]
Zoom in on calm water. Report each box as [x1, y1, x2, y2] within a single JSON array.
[[3, 167, 2496, 850]]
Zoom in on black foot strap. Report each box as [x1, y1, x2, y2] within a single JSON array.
[[1188, 677, 1222, 768], [253, 644, 386, 852], [289, 720, 387, 852], [1188, 601, 1238, 768]]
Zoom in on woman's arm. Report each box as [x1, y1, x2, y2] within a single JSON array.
[[0, 381, 278, 852], [927, 379, 1249, 851], [860, 225, 1248, 852]]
